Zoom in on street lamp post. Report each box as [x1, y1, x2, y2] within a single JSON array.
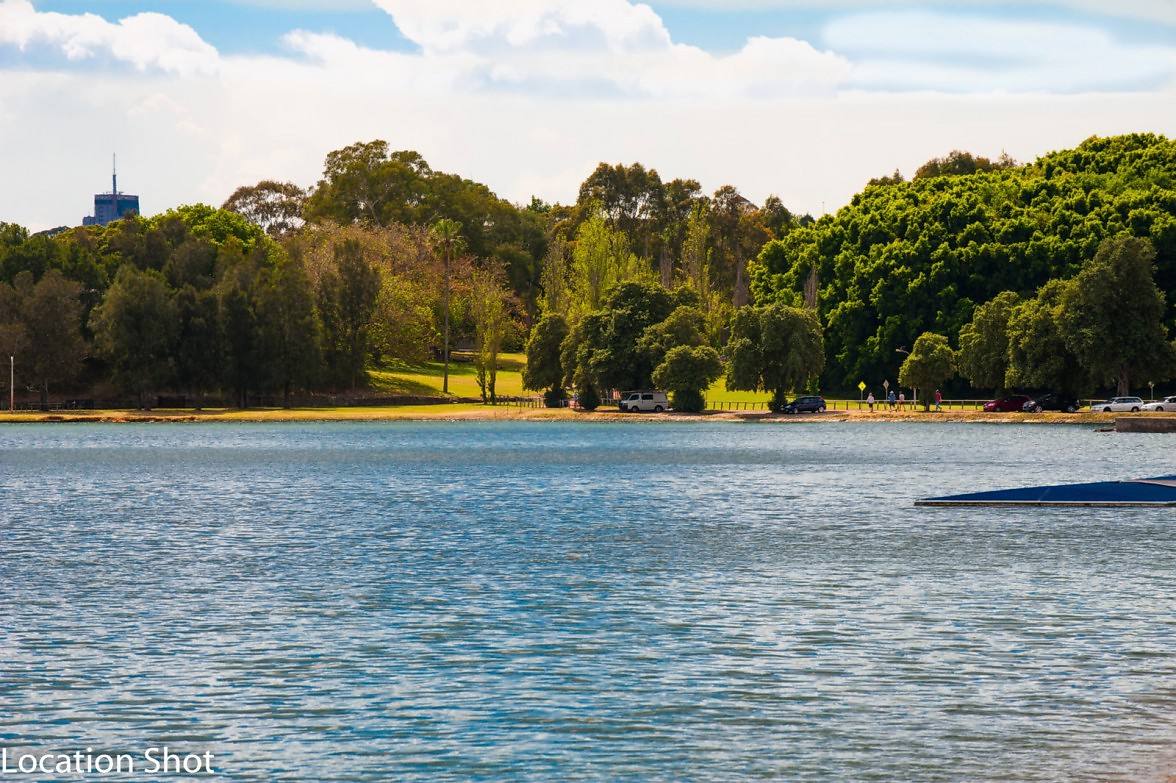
[[1149, 381, 1155, 402], [895, 347, 915, 406]]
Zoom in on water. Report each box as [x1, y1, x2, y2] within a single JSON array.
[[0, 421, 1173, 782]]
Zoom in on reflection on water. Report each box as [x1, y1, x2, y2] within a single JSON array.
[[0, 422, 1173, 781]]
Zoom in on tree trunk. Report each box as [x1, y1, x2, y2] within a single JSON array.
[[442, 250, 450, 395], [733, 259, 749, 308], [1118, 369, 1130, 397], [40, 380, 48, 408], [283, 381, 291, 409]]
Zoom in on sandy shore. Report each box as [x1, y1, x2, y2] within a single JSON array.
[[1, 404, 1159, 426]]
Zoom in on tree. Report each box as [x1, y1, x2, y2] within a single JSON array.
[[468, 265, 512, 404], [1060, 236, 1175, 395], [538, 233, 572, 317], [637, 305, 707, 371], [523, 313, 569, 405], [430, 219, 463, 394], [13, 270, 87, 406], [957, 291, 1021, 392], [1006, 280, 1088, 397], [371, 273, 436, 365], [173, 285, 221, 408], [899, 332, 956, 410], [725, 303, 824, 411], [90, 265, 177, 408], [652, 345, 723, 413], [257, 258, 321, 407], [318, 239, 381, 390], [222, 180, 307, 236], [570, 215, 645, 318]]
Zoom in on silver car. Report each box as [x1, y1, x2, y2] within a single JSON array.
[[1141, 395, 1176, 412], [1091, 396, 1145, 413]]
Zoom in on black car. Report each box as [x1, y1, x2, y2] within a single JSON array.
[[1022, 392, 1079, 413], [781, 395, 827, 414]]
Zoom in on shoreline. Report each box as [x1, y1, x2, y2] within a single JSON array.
[[0, 404, 1162, 426]]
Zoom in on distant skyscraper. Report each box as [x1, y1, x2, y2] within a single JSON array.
[[83, 155, 140, 226]]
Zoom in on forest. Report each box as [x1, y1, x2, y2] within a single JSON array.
[[0, 133, 1174, 409]]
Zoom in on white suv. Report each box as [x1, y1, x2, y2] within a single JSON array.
[[1091, 397, 1145, 412], [619, 391, 669, 413]]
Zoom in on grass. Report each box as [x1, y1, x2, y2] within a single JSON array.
[[368, 352, 527, 399]]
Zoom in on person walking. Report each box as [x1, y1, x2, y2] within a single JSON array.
[[934, 388, 943, 412], [898, 391, 906, 411], [887, 389, 896, 410], [867, 391, 875, 412]]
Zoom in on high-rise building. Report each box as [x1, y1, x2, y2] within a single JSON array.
[[83, 156, 140, 226]]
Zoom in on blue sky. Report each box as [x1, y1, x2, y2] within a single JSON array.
[[32, 0, 1175, 55], [2, 0, 1175, 230]]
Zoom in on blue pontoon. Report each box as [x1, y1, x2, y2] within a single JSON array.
[[917, 476, 1176, 507]]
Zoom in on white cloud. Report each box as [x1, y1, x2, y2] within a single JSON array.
[[652, 0, 1176, 26], [0, 0, 1174, 233], [0, 0, 218, 75], [827, 11, 1176, 93]]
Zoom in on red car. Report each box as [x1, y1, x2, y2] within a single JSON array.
[[984, 395, 1033, 412]]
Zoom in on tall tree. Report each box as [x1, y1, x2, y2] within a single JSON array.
[[430, 219, 463, 394], [173, 285, 221, 408], [222, 180, 307, 236], [523, 313, 569, 405], [13, 270, 87, 406], [1006, 279, 1088, 397], [957, 291, 1022, 392], [90, 266, 177, 409], [318, 239, 380, 390], [899, 332, 956, 410], [468, 265, 512, 404], [1061, 236, 1175, 395], [257, 259, 321, 407], [652, 345, 723, 413], [726, 303, 825, 411]]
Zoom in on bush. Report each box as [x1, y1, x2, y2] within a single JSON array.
[[576, 383, 600, 411], [670, 389, 705, 413]]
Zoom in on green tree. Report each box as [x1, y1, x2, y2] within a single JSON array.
[[898, 332, 956, 410], [13, 270, 87, 406], [523, 313, 569, 405], [1006, 280, 1088, 397], [222, 180, 307, 236], [637, 305, 707, 371], [1060, 236, 1175, 395], [957, 291, 1021, 392], [430, 219, 463, 394], [173, 285, 221, 408], [469, 265, 512, 404], [257, 258, 321, 407], [570, 215, 646, 318], [652, 345, 723, 413], [90, 265, 177, 409], [725, 303, 824, 411], [318, 239, 381, 390]]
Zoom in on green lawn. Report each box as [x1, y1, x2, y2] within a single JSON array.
[[368, 352, 527, 399], [367, 353, 777, 406]]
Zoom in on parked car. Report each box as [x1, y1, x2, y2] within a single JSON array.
[[1090, 396, 1145, 413], [1141, 395, 1176, 412], [1022, 393, 1080, 413], [983, 395, 1032, 412], [619, 390, 669, 413], [781, 395, 827, 414]]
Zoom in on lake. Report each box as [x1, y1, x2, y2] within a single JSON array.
[[0, 421, 1173, 781]]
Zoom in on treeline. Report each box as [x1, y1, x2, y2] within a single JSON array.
[[753, 133, 1176, 396], [1, 140, 806, 407], [0, 206, 519, 407]]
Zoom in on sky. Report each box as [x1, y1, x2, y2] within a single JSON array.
[[1, 0, 1175, 231]]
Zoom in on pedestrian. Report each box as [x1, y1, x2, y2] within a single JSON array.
[[898, 391, 906, 411], [934, 388, 943, 412], [887, 389, 896, 410], [867, 391, 875, 412]]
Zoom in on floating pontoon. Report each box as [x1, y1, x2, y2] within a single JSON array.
[[917, 476, 1176, 507]]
